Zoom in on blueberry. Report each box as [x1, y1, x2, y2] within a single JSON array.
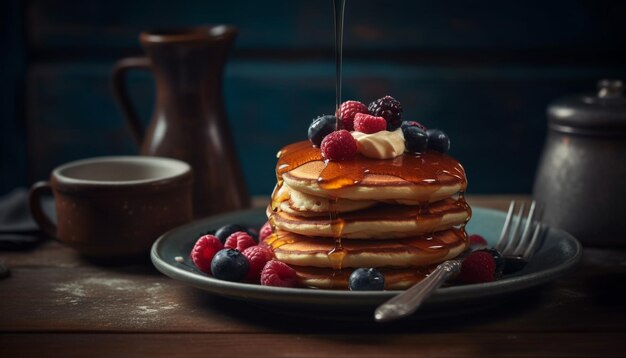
[[402, 125, 428, 153], [348, 268, 385, 291], [210, 249, 249, 282], [479, 248, 505, 274], [215, 224, 248, 244], [503, 256, 528, 274], [308, 115, 337, 147], [401, 120, 427, 131], [426, 129, 450, 154]]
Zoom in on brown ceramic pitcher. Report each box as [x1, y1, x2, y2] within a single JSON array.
[[112, 25, 250, 218]]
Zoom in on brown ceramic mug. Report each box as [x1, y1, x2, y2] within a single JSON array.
[[29, 156, 193, 259]]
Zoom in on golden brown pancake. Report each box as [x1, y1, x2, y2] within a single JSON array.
[[292, 265, 436, 290], [283, 161, 465, 203], [266, 228, 468, 268], [273, 183, 378, 217], [276, 141, 468, 203], [267, 198, 471, 239]]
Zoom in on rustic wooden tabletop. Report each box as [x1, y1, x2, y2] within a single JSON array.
[[1, 195, 625, 357]]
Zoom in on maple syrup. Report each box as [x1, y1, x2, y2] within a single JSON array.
[[334, 0, 346, 123], [276, 141, 467, 191]]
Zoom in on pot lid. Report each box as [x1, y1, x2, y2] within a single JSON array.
[[548, 79, 626, 135]]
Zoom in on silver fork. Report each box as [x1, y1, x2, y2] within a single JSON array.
[[374, 200, 544, 322]]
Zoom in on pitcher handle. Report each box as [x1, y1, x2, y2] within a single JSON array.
[[111, 56, 151, 145], [29, 181, 57, 238]]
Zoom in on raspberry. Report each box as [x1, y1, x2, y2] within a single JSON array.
[[469, 234, 488, 249], [320, 130, 357, 161], [457, 251, 496, 284], [190, 235, 224, 273], [259, 221, 273, 242], [224, 231, 256, 252], [242, 245, 275, 282], [260, 260, 298, 287], [478, 248, 505, 275], [337, 100, 368, 131], [353, 113, 387, 134], [368, 95, 403, 131]]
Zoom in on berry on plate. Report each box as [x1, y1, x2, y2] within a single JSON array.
[[308, 115, 337, 147], [348, 268, 385, 291], [337, 100, 369, 131], [210, 249, 249, 282], [260, 260, 298, 287], [224, 231, 257, 252], [457, 251, 496, 284], [215, 224, 249, 244], [190, 235, 224, 273], [320, 130, 358, 161], [478, 248, 505, 275], [242, 245, 275, 282], [402, 125, 428, 153], [353, 113, 387, 134], [368, 96, 403, 131], [426, 129, 451, 154], [259, 221, 273, 242], [469, 234, 488, 249]]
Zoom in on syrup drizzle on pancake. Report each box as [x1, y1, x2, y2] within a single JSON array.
[[276, 141, 467, 191], [272, 141, 470, 284]]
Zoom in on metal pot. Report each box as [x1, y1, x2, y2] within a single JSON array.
[[533, 79, 626, 247]]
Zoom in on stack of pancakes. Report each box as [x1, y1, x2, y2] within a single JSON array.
[[266, 141, 471, 289]]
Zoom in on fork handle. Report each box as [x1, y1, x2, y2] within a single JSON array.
[[374, 259, 462, 322]]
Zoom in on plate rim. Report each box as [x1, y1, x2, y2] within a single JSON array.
[[150, 206, 582, 305]]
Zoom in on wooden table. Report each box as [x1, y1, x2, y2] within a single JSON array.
[[1, 195, 625, 357]]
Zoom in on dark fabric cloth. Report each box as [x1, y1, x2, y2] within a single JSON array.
[[0, 188, 53, 250]]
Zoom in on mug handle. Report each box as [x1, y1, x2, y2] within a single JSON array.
[[29, 181, 57, 238], [111, 56, 151, 146]]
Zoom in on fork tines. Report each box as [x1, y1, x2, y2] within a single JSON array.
[[495, 200, 544, 259]]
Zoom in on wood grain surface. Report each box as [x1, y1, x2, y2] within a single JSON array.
[[1, 195, 625, 357]]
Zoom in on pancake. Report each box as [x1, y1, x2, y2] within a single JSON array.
[[283, 161, 464, 203], [267, 139, 471, 290], [267, 228, 468, 268], [273, 183, 378, 217], [267, 198, 471, 239], [292, 265, 436, 290], [276, 142, 467, 202]]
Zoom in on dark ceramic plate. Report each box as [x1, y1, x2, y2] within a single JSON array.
[[151, 207, 581, 318]]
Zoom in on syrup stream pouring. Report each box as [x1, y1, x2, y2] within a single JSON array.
[[374, 200, 544, 322]]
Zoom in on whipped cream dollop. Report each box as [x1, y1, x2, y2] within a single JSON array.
[[351, 129, 405, 159]]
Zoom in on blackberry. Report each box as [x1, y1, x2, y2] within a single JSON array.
[[368, 96, 403, 131]]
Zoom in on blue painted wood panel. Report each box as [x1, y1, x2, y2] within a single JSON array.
[[3, 0, 625, 196], [26, 61, 626, 195]]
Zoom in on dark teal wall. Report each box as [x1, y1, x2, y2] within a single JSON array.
[[4, 0, 626, 196]]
